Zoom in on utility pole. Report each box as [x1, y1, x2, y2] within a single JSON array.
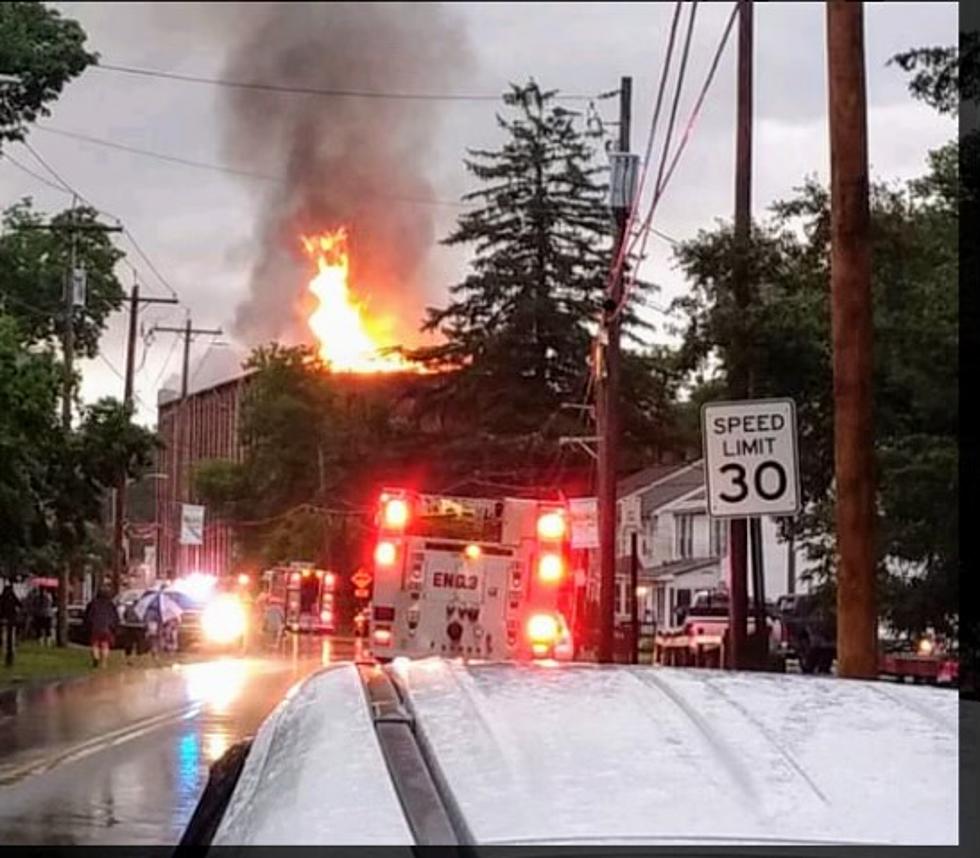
[[50, 203, 122, 646], [151, 317, 222, 579], [630, 531, 639, 665], [826, 0, 877, 679], [727, 0, 753, 671], [110, 280, 179, 596], [597, 76, 635, 664]]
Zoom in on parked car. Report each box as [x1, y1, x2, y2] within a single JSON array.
[[776, 593, 836, 674], [182, 658, 957, 846]]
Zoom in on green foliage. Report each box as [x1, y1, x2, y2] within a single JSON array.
[[408, 81, 656, 438], [0, 1, 96, 146], [670, 159, 957, 637], [0, 313, 60, 574], [194, 345, 347, 570], [45, 398, 159, 570], [0, 200, 126, 358], [889, 33, 979, 115]]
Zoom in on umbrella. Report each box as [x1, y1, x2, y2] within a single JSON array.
[[133, 589, 183, 625]]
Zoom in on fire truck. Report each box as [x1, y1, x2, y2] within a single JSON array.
[[368, 488, 576, 661], [261, 562, 337, 635]]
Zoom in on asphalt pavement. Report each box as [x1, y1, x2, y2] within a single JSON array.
[[0, 636, 362, 845]]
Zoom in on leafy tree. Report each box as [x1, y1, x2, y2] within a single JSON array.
[[408, 81, 656, 439], [0, 200, 126, 358], [889, 33, 978, 116], [45, 398, 159, 641], [0, 1, 97, 147], [670, 156, 957, 637], [0, 313, 60, 577], [193, 344, 345, 570]]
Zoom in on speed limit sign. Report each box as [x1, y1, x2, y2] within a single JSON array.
[[701, 398, 801, 518]]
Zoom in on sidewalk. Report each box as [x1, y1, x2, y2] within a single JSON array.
[[0, 640, 208, 694]]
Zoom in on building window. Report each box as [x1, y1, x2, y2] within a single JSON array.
[[711, 518, 728, 557], [673, 588, 692, 624], [675, 514, 695, 559], [656, 586, 666, 626]]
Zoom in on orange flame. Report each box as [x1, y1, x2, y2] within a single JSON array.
[[302, 227, 412, 373]]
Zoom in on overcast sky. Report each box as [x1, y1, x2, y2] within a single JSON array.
[[0, 2, 957, 425]]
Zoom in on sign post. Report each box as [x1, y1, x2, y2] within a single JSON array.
[[702, 399, 800, 670]]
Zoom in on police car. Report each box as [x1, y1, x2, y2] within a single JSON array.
[[181, 659, 957, 847]]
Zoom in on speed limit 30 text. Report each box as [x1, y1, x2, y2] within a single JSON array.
[[711, 412, 787, 457]]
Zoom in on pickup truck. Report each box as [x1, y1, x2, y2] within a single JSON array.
[[775, 593, 836, 674]]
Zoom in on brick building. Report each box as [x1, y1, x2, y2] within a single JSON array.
[[155, 373, 251, 580]]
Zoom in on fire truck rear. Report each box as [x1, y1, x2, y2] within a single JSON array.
[[369, 488, 576, 661]]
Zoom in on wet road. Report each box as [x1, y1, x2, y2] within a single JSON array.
[[0, 636, 362, 845]]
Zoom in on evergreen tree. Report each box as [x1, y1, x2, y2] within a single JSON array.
[[410, 81, 654, 437]]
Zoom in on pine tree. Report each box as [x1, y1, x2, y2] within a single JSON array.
[[411, 81, 650, 436]]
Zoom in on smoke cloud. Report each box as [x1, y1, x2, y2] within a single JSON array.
[[210, 2, 473, 350]]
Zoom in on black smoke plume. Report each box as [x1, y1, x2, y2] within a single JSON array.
[[213, 2, 473, 349]]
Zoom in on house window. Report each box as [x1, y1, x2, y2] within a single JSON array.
[[675, 514, 695, 559], [711, 518, 728, 556], [656, 586, 666, 625], [617, 577, 633, 618]]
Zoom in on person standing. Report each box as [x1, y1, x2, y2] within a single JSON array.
[[35, 588, 54, 646], [84, 587, 119, 668], [144, 602, 163, 661], [1, 581, 22, 668]]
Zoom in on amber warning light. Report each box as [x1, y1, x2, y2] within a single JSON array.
[[383, 498, 410, 529], [537, 511, 567, 541]]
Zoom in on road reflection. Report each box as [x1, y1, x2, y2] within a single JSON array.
[[178, 659, 250, 714]]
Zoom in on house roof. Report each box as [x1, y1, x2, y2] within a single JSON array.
[[638, 556, 721, 582], [630, 462, 705, 517], [617, 463, 688, 497]]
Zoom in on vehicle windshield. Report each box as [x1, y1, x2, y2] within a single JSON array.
[[405, 495, 503, 542]]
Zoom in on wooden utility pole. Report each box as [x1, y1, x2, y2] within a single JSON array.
[[151, 318, 222, 579], [597, 76, 633, 664], [110, 281, 179, 596], [52, 205, 122, 646], [826, 0, 877, 678], [630, 531, 640, 665], [728, 0, 753, 670]]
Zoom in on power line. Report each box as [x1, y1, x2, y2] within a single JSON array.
[[97, 352, 151, 411], [20, 139, 78, 197], [606, 1, 684, 306], [653, 1, 700, 201], [617, 1, 739, 317], [119, 228, 180, 299], [151, 330, 181, 391], [18, 140, 183, 302], [34, 125, 475, 209], [93, 61, 602, 103], [37, 125, 281, 183], [1, 151, 73, 195]]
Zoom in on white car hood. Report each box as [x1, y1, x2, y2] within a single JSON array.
[[394, 659, 958, 846], [212, 663, 414, 846]]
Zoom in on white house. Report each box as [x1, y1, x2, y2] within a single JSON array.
[[614, 460, 812, 630]]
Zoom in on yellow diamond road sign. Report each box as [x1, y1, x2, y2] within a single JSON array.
[[351, 570, 372, 590]]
